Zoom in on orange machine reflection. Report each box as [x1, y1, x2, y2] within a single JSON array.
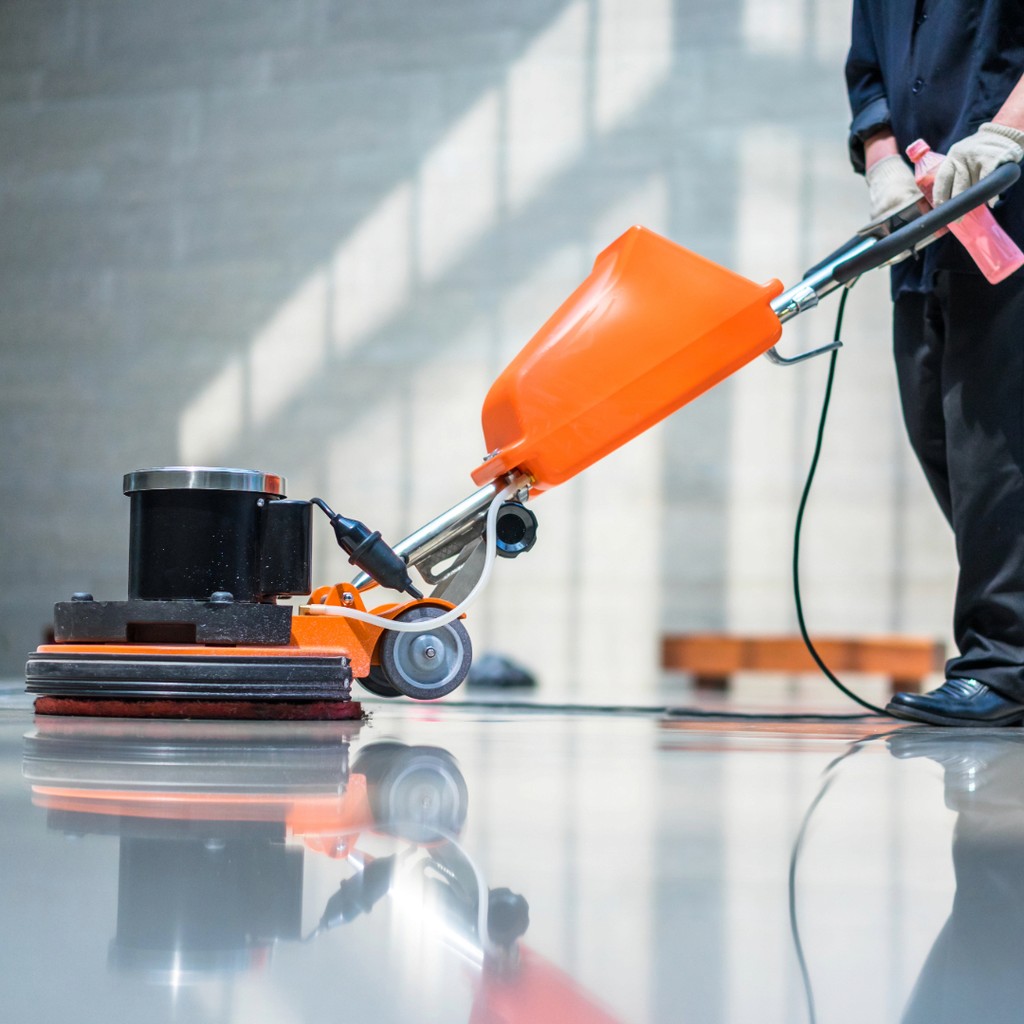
[[23, 717, 620, 1023]]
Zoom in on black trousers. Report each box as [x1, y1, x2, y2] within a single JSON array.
[[894, 270, 1024, 700]]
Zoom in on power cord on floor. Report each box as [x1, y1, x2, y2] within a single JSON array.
[[661, 282, 888, 723], [792, 285, 891, 718], [428, 697, 878, 721], [659, 281, 890, 723]]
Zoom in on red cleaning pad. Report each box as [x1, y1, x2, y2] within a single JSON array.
[[34, 696, 363, 721]]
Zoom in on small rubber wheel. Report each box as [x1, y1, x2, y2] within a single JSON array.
[[359, 665, 401, 698], [377, 605, 472, 700], [357, 744, 469, 842]]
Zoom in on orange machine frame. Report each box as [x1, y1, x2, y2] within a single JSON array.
[[33, 586, 450, 680]]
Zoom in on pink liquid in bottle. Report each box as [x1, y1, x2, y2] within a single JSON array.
[[906, 138, 1024, 284]]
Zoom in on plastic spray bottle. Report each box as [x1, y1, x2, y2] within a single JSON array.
[[906, 138, 1024, 284]]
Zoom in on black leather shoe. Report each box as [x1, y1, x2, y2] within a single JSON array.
[[887, 678, 1024, 727]]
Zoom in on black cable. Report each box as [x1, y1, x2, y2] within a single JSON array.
[[661, 707, 873, 721], [792, 286, 891, 717], [786, 727, 905, 1023], [789, 774, 835, 1024], [310, 496, 422, 598], [372, 696, 877, 721]]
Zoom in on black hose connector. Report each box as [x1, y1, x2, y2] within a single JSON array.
[[311, 498, 422, 597], [487, 887, 530, 946], [495, 502, 538, 558]]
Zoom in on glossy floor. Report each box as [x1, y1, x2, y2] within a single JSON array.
[[0, 694, 1016, 1024]]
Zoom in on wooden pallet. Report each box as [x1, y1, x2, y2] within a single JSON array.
[[661, 634, 946, 694]]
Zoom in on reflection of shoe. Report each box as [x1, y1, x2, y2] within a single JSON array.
[[888, 730, 1008, 772], [887, 730, 1024, 804], [887, 678, 1024, 727]]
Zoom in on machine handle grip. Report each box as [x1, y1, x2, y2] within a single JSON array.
[[801, 234, 877, 283], [832, 161, 1021, 284], [766, 162, 1021, 364]]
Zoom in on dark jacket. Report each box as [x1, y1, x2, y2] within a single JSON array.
[[846, 0, 1024, 294]]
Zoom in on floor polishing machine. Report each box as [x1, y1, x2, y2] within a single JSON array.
[[26, 165, 1019, 718]]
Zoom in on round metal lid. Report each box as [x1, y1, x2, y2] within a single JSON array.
[[123, 467, 286, 496]]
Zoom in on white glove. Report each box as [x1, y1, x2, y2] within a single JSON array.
[[862, 155, 938, 262], [933, 122, 1024, 206], [866, 154, 923, 224]]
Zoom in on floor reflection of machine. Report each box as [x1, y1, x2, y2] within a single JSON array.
[[22, 719, 620, 1023]]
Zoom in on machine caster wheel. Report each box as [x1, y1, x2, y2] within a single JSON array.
[[353, 742, 469, 842], [359, 666, 401, 698], [376, 605, 472, 700]]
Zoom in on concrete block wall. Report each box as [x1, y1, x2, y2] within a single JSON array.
[[0, 0, 957, 694]]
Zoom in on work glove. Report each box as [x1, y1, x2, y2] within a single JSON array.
[[933, 122, 1024, 207], [862, 154, 939, 262], [866, 154, 924, 225]]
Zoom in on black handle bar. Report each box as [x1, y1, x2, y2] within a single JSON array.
[[832, 161, 1021, 284]]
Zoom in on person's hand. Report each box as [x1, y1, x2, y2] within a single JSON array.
[[866, 154, 923, 223], [933, 122, 1024, 206], [862, 154, 941, 262]]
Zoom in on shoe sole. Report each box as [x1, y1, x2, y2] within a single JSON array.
[[886, 703, 1024, 728]]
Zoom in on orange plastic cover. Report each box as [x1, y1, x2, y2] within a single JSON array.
[[471, 226, 784, 491]]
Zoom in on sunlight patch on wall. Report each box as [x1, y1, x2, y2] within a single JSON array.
[[725, 125, 801, 632], [505, 0, 588, 211], [590, 169, 670, 241], [733, 124, 803, 284], [324, 391, 405, 553], [419, 90, 500, 281], [178, 0, 675, 477], [814, 0, 853, 60], [743, 0, 807, 57], [497, 241, 590, 362], [594, 0, 672, 132], [407, 318, 493, 522], [178, 354, 244, 463], [332, 182, 414, 353], [249, 269, 328, 427]]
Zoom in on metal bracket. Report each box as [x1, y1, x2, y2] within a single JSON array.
[[419, 533, 486, 586], [763, 339, 843, 366], [427, 539, 488, 604], [350, 472, 531, 594]]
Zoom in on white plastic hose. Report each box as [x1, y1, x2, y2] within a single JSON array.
[[301, 481, 518, 632]]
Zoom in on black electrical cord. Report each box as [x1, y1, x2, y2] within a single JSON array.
[[787, 727, 906, 1023], [310, 496, 423, 598], [792, 286, 891, 718], [789, 775, 836, 1024], [661, 283, 889, 723], [429, 697, 877, 720]]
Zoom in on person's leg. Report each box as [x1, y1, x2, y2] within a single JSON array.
[[940, 271, 1024, 700], [892, 288, 953, 524], [889, 270, 1024, 723]]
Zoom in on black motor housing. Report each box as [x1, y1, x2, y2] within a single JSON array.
[[52, 467, 312, 647], [126, 469, 311, 603], [124, 467, 311, 606]]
